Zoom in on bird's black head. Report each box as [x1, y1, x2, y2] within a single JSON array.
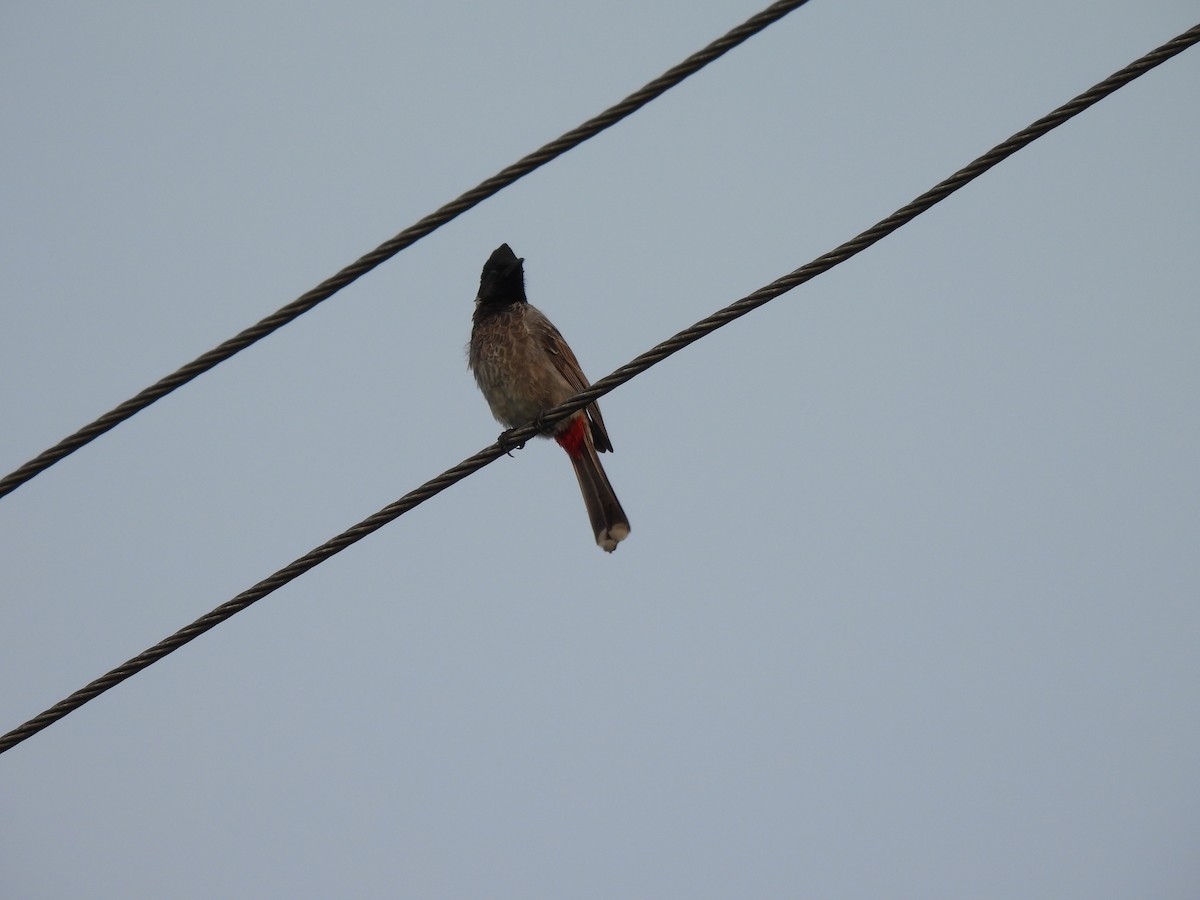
[[477, 243, 526, 307]]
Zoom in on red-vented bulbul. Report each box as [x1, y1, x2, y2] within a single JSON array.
[[469, 243, 630, 552]]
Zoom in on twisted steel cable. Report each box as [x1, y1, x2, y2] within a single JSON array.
[[0, 0, 812, 501], [2, 22, 1196, 755]]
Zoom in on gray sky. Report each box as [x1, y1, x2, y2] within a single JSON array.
[[3, 2, 1198, 897]]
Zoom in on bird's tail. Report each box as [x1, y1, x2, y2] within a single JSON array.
[[556, 417, 630, 553]]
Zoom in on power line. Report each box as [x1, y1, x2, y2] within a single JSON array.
[[0, 0, 812, 501], [2, 21, 1196, 756]]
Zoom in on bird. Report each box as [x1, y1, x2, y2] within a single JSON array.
[[469, 243, 630, 552]]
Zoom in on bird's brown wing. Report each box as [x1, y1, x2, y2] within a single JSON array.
[[536, 313, 614, 453]]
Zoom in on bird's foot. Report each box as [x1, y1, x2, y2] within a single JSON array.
[[497, 428, 527, 456]]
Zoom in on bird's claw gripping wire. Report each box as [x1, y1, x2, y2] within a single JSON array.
[[497, 429, 527, 456], [498, 411, 555, 456]]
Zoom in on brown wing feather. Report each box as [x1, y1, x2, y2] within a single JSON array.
[[535, 313, 614, 453]]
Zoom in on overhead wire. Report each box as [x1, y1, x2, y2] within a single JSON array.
[[2, 21, 1195, 756], [0, 0, 813, 501]]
